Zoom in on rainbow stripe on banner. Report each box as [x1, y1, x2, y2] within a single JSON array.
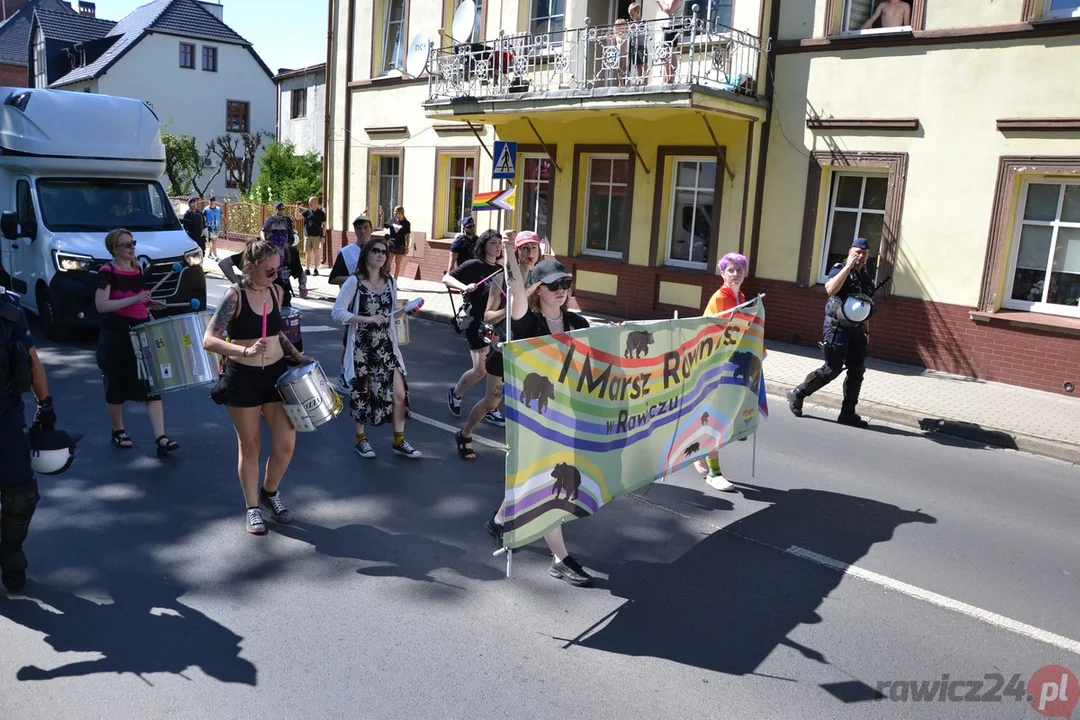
[[501, 297, 768, 549], [472, 186, 516, 212]]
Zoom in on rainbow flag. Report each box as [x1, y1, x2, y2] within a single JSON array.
[[502, 298, 768, 549], [472, 186, 516, 212]]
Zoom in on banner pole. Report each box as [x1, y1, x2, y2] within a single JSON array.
[[752, 431, 757, 478]]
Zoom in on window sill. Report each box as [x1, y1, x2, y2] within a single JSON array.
[[831, 27, 914, 40], [969, 310, 1080, 335], [1032, 13, 1080, 25]]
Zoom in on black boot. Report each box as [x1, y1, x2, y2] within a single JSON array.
[[1, 480, 40, 592], [837, 365, 867, 428]]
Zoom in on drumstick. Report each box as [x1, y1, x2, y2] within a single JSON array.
[[149, 262, 184, 294], [160, 299, 202, 310], [261, 302, 267, 369]]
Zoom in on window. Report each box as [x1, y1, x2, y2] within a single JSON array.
[[445, 156, 475, 235], [531, 0, 565, 37], [179, 42, 195, 69], [202, 46, 217, 72], [682, 0, 733, 31], [16, 180, 36, 236], [225, 157, 242, 188], [36, 180, 180, 233], [472, 0, 484, 40], [226, 100, 249, 132], [382, 0, 406, 74], [1044, 0, 1080, 18], [819, 173, 887, 282], [376, 155, 401, 224], [290, 88, 307, 119], [33, 30, 46, 88], [666, 158, 716, 267], [584, 156, 630, 257], [840, 0, 913, 34], [1004, 181, 1080, 317], [520, 155, 554, 240]]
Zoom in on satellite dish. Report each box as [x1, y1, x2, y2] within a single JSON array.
[[404, 32, 431, 77], [451, 0, 476, 43]]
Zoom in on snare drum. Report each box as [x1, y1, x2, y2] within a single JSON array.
[[275, 361, 343, 432], [282, 307, 303, 351], [129, 312, 216, 393]]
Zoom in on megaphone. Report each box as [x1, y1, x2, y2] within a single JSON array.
[[27, 428, 83, 475]]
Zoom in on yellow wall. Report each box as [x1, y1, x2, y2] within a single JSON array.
[[758, 36, 1080, 307]]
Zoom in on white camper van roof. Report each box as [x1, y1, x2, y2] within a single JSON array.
[[0, 88, 165, 163]]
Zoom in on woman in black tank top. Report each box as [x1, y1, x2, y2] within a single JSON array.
[[203, 239, 314, 536]]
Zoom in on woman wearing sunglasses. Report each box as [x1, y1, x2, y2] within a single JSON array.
[[331, 238, 421, 460], [485, 239, 594, 587], [203, 239, 312, 535], [95, 228, 178, 455], [454, 230, 542, 460]]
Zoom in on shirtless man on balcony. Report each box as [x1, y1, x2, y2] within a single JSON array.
[[862, 0, 911, 29]]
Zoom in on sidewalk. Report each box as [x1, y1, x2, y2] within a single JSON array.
[[205, 257, 1080, 465]]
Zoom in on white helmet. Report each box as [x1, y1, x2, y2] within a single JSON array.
[[27, 428, 83, 475]]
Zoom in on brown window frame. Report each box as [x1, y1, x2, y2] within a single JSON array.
[[225, 157, 242, 189], [368, 147, 405, 227], [979, 156, 1080, 313], [650, 145, 727, 272], [290, 88, 307, 119], [798, 151, 908, 290], [823, 0, 926, 36], [179, 42, 195, 69], [226, 100, 250, 133], [568, 145, 636, 262], [431, 146, 481, 239], [202, 46, 218, 72], [516, 145, 558, 244]]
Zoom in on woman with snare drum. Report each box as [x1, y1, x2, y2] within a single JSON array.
[[454, 231, 542, 460], [331, 237, 421, 460], [203, 239, 313, 535], [94, 228, 178, 455]]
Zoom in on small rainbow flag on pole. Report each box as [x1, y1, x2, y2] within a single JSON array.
[[472, 186, 516, 212]]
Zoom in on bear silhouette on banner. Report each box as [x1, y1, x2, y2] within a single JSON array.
[[520, 373, 556, 414]]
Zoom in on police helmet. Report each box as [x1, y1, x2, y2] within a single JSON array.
[[27, 428, 83, 476]]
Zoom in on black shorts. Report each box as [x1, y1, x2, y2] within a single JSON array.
[[663, 27, 682, 46], [97, 319, 161, 405], [464, 321, 487, 351], [221, 358, 289, 408], [484, 350, 503, 378]]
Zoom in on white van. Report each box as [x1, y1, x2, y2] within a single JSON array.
[[0, 88, 205, 339]]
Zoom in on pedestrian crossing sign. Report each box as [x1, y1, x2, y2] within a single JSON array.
[[492, 141, 517, 179]]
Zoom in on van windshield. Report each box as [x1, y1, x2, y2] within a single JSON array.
[[36, 179, 182, 233]]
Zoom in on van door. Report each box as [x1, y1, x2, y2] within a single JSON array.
[[7, 178, 38, 299]]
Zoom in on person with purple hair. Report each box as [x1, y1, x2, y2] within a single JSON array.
[[697, 252, 750, 492]]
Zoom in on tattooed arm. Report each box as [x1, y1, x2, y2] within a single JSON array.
[[278, 332, 309, 363], [502, 238, 528, 321], [202, 286, 251, 358]]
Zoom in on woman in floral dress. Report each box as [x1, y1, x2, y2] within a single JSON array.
[[331, 238, 421, 459]]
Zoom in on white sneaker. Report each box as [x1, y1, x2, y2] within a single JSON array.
[[484, 409, 505, 426], [705, 473, 737, 492]]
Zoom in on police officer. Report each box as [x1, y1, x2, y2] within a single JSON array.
[[0, 288, 57, 591], [786, 237, 875, 428]]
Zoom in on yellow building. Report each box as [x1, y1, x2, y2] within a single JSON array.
[[324, 0, 1080, 395]]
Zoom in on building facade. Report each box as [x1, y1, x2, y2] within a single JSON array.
[[325, 0, 1080, 395], [275, 63, 326, 158]]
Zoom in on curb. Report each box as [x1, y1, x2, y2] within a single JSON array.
[[206, 269, 1080, 467]]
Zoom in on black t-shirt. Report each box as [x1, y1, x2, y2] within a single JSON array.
[[302, 208, 326, 237], [511, 308, 590, 339], [182, 209, 205, 240], [386, 218, 411, 249], [449, 259, 501, 318]]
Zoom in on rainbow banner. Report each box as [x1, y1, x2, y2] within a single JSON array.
[[501, 298, 768, 549], [472, 186, 516, 212]]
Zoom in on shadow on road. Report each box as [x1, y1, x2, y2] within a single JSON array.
[[570, 483, 936, 684], [0, 575, 256, 685]]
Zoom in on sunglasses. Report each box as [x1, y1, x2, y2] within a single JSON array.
[[370, 247, 388, 257], [261, 266, 278, 278], [117, 240, 136, 249], [543, 278, 573, 292]]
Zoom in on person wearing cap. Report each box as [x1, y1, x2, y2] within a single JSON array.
[[448, 216, 478, 272], [484, 239, 595, 587], [787, 237, 876, 428], [182, 197, 206, 252], [0, 287, 59, 591], [454, 230, 542, 460], [259, 201, 307, 299]]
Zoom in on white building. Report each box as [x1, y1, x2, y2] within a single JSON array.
[[275, 63, 325, 159], [28, 0, 275, 199]]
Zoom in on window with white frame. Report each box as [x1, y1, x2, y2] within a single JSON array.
[[531, 0, 565, 38], [841, 0, 913, 34], [520, 154, 554, 240], [1005, 181, 1080, 317], [666, 158, 716, 267], [376, 155, 401, 226], [445, 156, 475, 236], [819, 173, 886, 282], [584, 156, 630, 257], [473, 0, 484, 41], [382, 0, 407, 74], [33, 29, 46, 88], [1044, 0, 1080, 19]]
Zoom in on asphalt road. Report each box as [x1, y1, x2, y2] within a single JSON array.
[[1, 278, 1078, 720]]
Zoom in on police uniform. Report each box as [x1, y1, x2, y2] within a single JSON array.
[[0, 290, 42, 591], [788, 239, 875, 426]]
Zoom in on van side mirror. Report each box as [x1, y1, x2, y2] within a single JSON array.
[[0, 211, 19, 240]]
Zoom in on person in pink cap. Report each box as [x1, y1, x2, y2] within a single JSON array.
[[454, 230, 543, 460]]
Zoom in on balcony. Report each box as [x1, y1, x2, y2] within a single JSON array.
[[424, 9, 766, 120]]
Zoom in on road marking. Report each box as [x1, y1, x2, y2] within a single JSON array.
[[411, 412, 506, 450], [787, 546, 1080, 656], [300, 325, 338, 333]]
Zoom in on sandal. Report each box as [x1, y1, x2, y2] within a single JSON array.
[[111, 429, 134, 449], [455, 431, 476, 461], [155, 435, 179, 457]]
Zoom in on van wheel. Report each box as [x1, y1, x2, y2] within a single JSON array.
[[36, 287, 68, 341]]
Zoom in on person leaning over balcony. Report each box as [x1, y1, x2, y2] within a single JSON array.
[[203, 196, 222, 261], [656, 0, 683, 83], [863, 0, 911, 29]]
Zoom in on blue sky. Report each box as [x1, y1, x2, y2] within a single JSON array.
[[96, 0, 328, 74]]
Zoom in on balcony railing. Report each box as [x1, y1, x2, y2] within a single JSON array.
[[426, 8, 763, 105]]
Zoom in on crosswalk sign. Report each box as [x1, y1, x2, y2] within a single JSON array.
[[492, 141, 517, 179]]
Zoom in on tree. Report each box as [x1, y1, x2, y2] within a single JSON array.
[[162, 131, 199, 196], [207, 131, 269, 196], [249, 140, 323, 205]]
